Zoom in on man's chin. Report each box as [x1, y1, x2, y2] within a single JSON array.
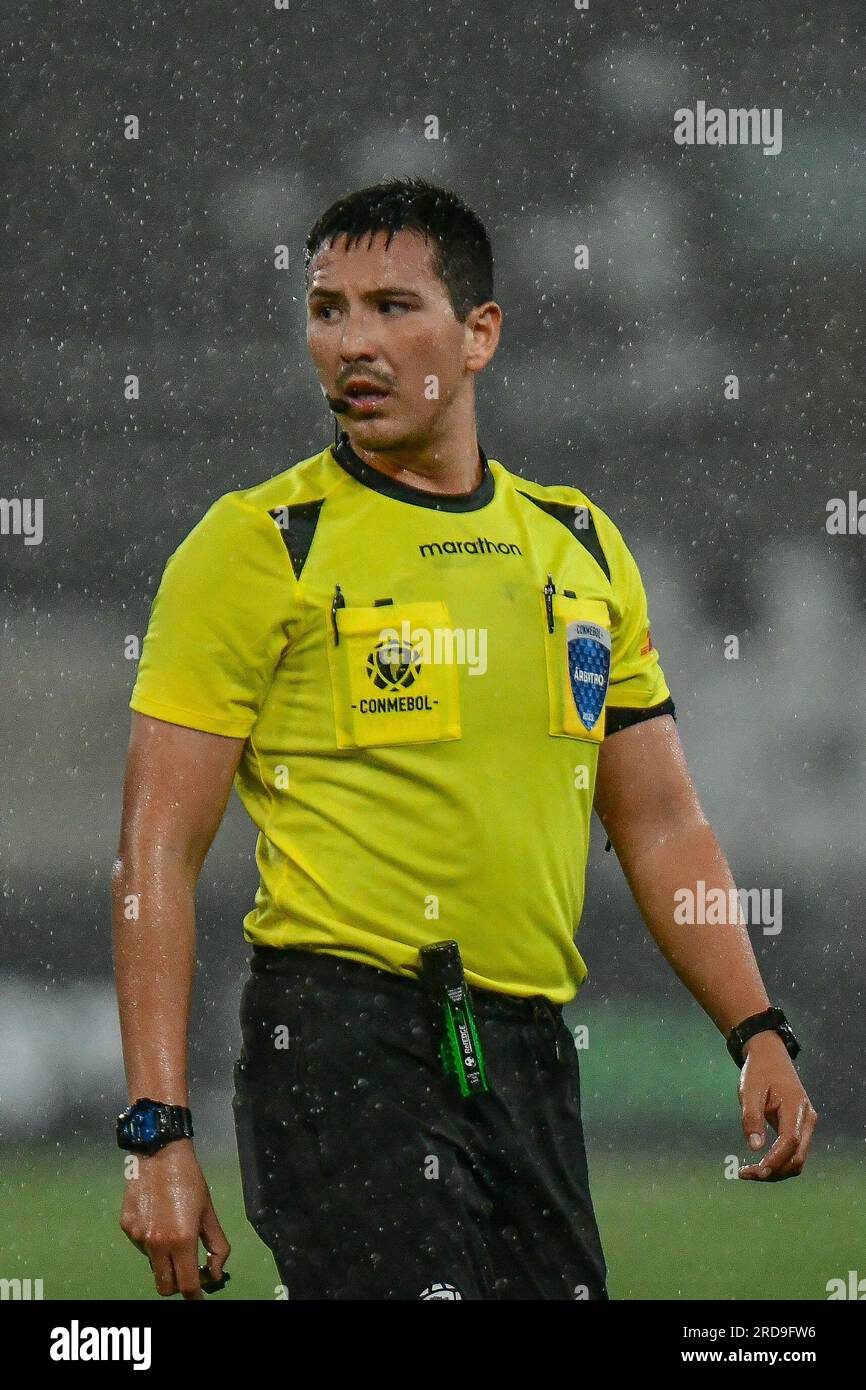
[[343, 414, 401, 444]]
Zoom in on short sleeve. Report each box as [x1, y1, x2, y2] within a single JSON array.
[[594, 510, 674, 730], [129, 492, 296, 738]]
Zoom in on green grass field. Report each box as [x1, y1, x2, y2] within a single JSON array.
[[2, 1146, 859, 1300]]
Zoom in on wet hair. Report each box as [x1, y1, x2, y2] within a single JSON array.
[[304, 177, 494, 322]]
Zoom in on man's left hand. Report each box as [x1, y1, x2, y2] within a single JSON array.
[[737, 1031, 818, 1181]]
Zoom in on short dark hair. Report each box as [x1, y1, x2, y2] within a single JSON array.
[[304, 177, 494, 323]]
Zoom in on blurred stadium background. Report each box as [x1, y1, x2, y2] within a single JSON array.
[[2, 1, 864, 1298]]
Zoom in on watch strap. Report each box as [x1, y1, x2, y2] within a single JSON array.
[[726, 1007, 800, 1069], [160, 1103, 194, 1142]]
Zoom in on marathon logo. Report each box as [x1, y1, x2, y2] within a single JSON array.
[[419, 537, 521, 558]]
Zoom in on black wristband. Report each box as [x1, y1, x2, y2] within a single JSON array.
[[726, 1007, 800, 1069]]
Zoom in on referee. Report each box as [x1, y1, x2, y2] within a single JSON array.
[[113, 177, 817, 1300]]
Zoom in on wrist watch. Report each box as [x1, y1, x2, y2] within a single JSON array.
[[116, 1097, 194, 1155], [726, 1007, 800, 1070]]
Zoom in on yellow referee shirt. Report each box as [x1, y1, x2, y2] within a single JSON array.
[[129, 432, 674, 1002]]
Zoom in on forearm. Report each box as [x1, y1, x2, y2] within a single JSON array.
[[111, 848, 197, 1105], [611, 816, 770, 1036]]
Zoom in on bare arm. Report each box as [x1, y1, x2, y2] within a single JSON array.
[[112, 711, 246, 1296], [593, 715, 817, 1180], [112, 711, 245, 1101]]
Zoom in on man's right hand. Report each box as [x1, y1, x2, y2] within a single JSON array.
[[120, 1139, 231, 1299]]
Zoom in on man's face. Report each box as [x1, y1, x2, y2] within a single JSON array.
[[306, 228, 489, 447]]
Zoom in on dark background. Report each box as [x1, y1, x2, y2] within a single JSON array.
[[1, 2, 863, 1297]]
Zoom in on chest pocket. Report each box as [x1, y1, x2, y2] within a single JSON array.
[[326, 598, 462, 749], [542, 591, 612, 744]]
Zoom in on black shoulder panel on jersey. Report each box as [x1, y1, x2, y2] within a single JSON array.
[[516, 491, 611, 583], [605, 696, 676, 738], [267, 499, 326, 579]]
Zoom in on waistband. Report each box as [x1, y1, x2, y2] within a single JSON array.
[[249, 945, 563, 1026]]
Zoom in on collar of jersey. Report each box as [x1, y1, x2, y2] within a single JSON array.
[[331, 430, 495, 512]]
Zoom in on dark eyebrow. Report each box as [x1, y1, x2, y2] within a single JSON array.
[[307, 286, 424, 303]]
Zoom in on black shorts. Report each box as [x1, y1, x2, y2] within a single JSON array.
[[231, 945, 609, 1300]]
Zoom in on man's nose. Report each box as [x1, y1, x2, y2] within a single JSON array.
[[338, 309, 380, 358]]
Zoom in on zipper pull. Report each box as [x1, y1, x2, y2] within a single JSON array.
[[331, 584, 345, 645], [543, 573, 556, 633]]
